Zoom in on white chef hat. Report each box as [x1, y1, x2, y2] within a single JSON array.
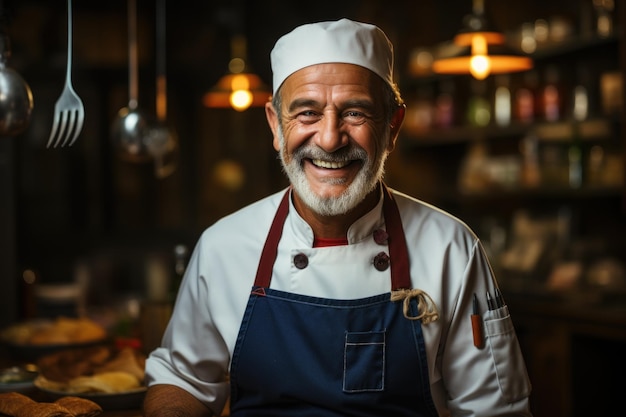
[[270, 18, 394, 95]]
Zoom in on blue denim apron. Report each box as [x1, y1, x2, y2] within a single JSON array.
[[229, 186, 438, 416]]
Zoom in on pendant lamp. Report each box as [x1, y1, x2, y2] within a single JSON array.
[[432, 0, 532, 80], [203, 35, 270, 111]]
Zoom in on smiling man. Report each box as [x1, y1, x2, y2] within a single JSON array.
[[144, 19, 532, 417], [269, 61, 403, 233]]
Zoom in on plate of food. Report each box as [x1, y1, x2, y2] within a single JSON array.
[[0, 317, 109, 361], [35, 381, 147, 410], [34, 345, 147, 410], [0, 365, 39, 394]]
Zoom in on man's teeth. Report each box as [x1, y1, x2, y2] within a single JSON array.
[[312, 159, 349, 169]]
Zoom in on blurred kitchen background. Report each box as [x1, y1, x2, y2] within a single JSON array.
[[0, 0, 624, 415]]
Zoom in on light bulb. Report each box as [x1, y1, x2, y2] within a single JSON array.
[[470, 55, 491, 79], [469, 34, 491, 79], [229, 74, 253, 111], [230, 90, 253, 111]]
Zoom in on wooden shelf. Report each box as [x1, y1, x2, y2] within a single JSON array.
[[401, 118, 619, 147], [528, 34, 619, 61], [458, 184, 623, 199]]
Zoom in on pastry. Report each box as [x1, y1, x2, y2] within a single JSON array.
[[0, 392, 35, 416], [14, 402, 73, 417], [54, 396, 102, 417]]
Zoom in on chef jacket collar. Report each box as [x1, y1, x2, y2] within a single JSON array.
[[286, 184, 386, 247]]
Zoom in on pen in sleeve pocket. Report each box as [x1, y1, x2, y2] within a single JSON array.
[[471, 293, 484, 349], [486, 291, 495, 310], [494, 288, 504, 308]]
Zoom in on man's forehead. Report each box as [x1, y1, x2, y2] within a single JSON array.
[[281, 63, 383, 94]]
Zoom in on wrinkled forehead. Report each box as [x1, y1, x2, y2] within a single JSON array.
[[280, 63, 386, 101]]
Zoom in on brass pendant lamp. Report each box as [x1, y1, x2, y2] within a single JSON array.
[[203, 34, 270, 111], [432, 0, 532, 79]]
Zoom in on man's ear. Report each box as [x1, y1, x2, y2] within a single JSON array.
[[265, 101, 281, 151], [387, 104, 406, 152]]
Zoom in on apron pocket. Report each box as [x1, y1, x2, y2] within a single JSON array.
[[343, 330, 386, 393], [484, 307, 532, 403]]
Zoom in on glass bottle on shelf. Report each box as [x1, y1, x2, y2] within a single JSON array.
[[514, 70, 537, 124], [466, 79, 491, 127], [458, 140, 490, 193], [494, 75, 512, 127], [434, 79, 455, 129], [572, 85, 589, 122], [568, 129, 583, 188], [541, 65, 563, 122], [405, 85, 434, 134], [520, 134, 541, 188], [574, 64, 596, 120], [587, 144, 606, 186], [520, 22, 537, 54], [568, 67, 589, 188], [593, 0, 615, 37]]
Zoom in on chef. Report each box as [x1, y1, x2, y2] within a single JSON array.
[[144, 18, 532, 417]]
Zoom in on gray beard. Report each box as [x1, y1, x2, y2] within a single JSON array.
[[277, 127, 389, 216]]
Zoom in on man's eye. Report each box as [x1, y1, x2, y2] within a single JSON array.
[[343, 111, 367, 123], [296, 111, 320, 122]]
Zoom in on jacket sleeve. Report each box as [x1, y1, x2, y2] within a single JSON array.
[[144, 234, 230, 417], [442, 239, 532, 416]]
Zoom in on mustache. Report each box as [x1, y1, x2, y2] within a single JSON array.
[[291, 144, 368, 163]]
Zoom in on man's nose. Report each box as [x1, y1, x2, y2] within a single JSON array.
[[315, 113, 347, 153]]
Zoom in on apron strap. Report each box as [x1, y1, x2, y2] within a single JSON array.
[[382, 186, 411, 291], [254, 188, 291, 288], [254, 184, 411, 290]]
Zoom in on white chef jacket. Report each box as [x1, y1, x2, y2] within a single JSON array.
[[145, 186, 532, 416]]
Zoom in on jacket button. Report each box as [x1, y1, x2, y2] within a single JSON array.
[[294, 253, 309, 269], [373, 228, 388, 245], [373, 252, 390, 271]]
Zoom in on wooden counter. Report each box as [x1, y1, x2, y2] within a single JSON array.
[[101, 411, 142, 417], [505, 290, 625, 417], [0, 345, 145, 416]]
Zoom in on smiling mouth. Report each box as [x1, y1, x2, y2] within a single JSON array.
[[311, 159, 352, 169]]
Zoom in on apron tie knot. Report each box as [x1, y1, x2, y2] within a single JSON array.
[[390, 289, 439, 324]]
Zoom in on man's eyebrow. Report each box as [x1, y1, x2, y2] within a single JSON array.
[[288, 98, 320, 113], [342, 99, 376, 112], [287, 98, 376, 113]]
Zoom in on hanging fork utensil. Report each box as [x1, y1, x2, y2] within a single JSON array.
[[46, 0, 84, 148]]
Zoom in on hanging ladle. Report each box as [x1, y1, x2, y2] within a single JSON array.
[[0, 9, 33, 137], [144, 0, 178, 178], [110, 0, 151, 161]]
